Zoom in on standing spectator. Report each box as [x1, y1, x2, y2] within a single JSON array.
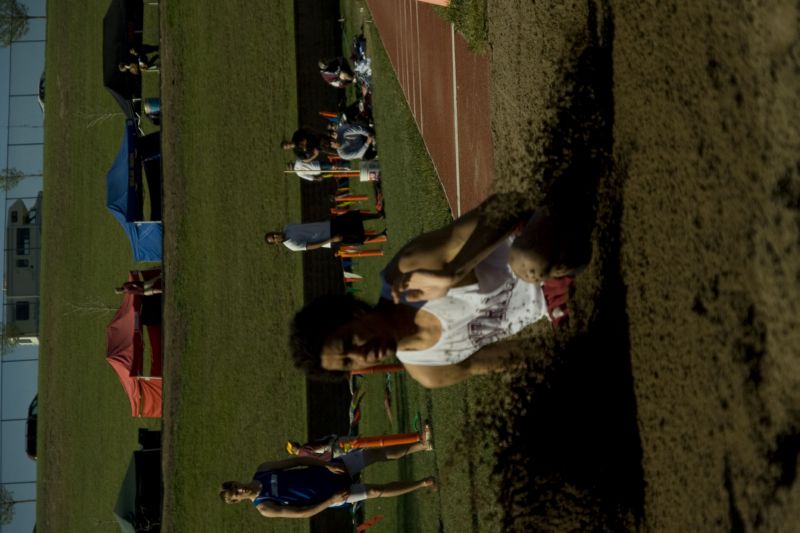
[[265, 211, 384, 252], [220, 435, 434, 519], [129, 45, 159, 70]]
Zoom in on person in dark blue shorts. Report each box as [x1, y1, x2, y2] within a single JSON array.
[[220, 429, 435, 519]]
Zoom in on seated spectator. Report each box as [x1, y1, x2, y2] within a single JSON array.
[[318, 57, 354, 88], [335, 123, 376, 161], [115, 273, 162, 296], [118, 62, 143, 75]]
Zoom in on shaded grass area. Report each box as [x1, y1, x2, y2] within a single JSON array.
[[38, 2, 161, 532]]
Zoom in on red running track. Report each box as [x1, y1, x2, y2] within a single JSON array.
[[366, 0, 494, 216]]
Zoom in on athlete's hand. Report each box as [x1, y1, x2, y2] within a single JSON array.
[[391, 270, 455, 303], [325, 462, 348, 475], [330, 490, 350, 504]]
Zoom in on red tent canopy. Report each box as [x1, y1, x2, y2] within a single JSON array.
[[106, 271, 163, 418]]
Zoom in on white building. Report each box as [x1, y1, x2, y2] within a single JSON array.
[[0, 1, 46, 531]]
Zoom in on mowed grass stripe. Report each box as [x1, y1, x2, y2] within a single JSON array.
[[160, 1, 309, 532]]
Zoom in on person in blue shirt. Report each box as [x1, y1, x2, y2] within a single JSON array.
[[220, 428, 435, 519]]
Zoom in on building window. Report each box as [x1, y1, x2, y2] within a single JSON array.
[[15, 302, 30, 321], [16, 259, 29, 268], [11, 211, 18, 223], [16, 228, 30, 255]]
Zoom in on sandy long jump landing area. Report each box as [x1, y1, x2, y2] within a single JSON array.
[[367, 0, 494, 216]]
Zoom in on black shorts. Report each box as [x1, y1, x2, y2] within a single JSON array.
[[329, 211, 365, 244]]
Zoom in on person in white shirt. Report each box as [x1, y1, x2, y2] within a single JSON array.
[[265, 211, 384, 252]]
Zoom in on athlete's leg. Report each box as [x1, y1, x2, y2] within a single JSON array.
[[363, 477, 436, 499]]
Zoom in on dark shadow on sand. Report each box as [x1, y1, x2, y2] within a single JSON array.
[[479, 1, 646, 530]]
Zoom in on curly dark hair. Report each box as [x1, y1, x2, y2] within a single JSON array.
[[219, 481, 240, 503], [289, 294, 372, 382]]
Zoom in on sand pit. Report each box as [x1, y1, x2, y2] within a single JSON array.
[[483, 1, 800, 530]]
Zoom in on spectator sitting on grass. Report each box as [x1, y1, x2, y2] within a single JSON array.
[[282, 128, 331, 163], [335, 123, 376, 161], [318, 57, 354, 88], [115, 273, 162, 296], [220, 433, 435, 519], [289, 194, 587, 388], [129, 45, 159, 70]]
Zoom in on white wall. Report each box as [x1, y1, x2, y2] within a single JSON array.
[[0, 1, 45, 531]]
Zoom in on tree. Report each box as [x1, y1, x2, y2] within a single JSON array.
[[0, 167, 26, 191], [0, 0, 29, 47], [0, 486, 15, 525], [0, 323, 23, 353]]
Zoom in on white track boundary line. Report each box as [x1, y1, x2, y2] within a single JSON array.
[[403, 0, 410, 92], [415, 0, 423, 131], [450, 23, 461, 217]]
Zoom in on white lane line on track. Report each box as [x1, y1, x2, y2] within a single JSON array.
[[403, 0, 410, 93], [451, 23, 461, 217], [406, 0, 413, 113], [393, 1, 401, 93], [415, 0, 423, 131]]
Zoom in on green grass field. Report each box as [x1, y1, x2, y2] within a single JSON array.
[[38, 0, 496, 531], [158, 1, 308, 531]]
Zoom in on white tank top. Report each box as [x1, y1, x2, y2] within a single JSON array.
[[381, 239, 548, 366]]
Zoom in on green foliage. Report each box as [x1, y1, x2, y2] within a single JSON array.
[[435, 0, 488, 52], [1, 323, 24, 351], [0, 0, 28, 46], [0, 486, 15, 525], [0, 167, 25, 191]]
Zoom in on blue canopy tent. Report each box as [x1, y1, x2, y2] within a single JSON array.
[[107, 121, 162, 261]]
